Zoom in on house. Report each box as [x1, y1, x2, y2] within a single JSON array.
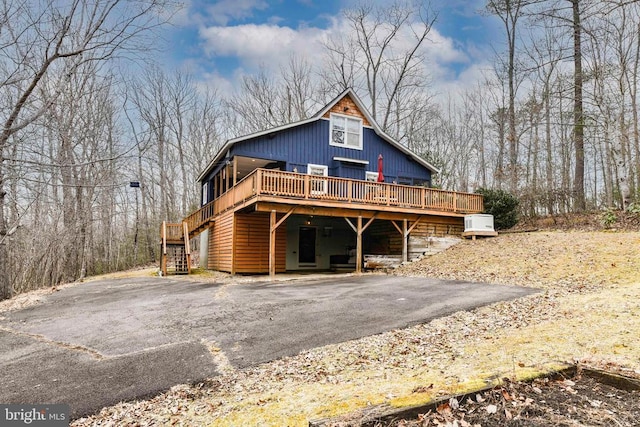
[[160, 89, 483, 276]]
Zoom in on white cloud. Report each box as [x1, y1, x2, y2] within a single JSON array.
[[205, 0, 269, 26], [193, 12, 492, 104], [198, 70, 236, 95], [199, 23, 328, 70]]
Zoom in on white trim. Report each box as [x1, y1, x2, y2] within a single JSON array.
[[307, 163, 328, 195], [333, 157, 369, 165]]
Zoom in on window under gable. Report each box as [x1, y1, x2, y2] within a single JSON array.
[[330, 113, 363, 150]]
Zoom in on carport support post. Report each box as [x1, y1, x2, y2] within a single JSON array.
[[402, 219, 408, 263], [356, 216, 362, 274], [269, 210, 276, 278], [161, 221, 167, 277]]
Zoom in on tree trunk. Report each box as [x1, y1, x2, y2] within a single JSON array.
[[571, 0, 586, 211], [544, 82, 554, 215], [0, 164, 11, 300]]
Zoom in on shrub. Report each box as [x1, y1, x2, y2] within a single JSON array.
[[475, 188, 520, 230], [601, 208, 617, 228]]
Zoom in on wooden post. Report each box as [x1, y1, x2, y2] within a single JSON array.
[[233, 157, 238, 186], [161, 221, 167, 277], [304, 174, 310, 199], [356, 216, 362, 274], [255, 169, 262, 194], [183, 221, 191, 274], [230, 214, 236, 276], [402, 219, 408, 263], [269, 210, 277, 278]]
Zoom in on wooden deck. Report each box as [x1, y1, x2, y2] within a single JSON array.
[[184, 169, 483, 238]]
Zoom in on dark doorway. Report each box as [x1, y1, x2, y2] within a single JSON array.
[[298, 227, 316, 264]]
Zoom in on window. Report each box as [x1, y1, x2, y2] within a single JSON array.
[[202, 182, 208, 205], [330, 113, 363, 150], [307, 164, 328, 194], [365, 171, 379, 182]]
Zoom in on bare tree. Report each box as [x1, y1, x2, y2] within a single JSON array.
[[321, 0, 437, 137], [486, 0, 532, 193], [0, 0, 168, 300], [569, 0, 587, 211], [526, 23, 564, 214], [530, 0, 608, 210], [226, 56, 321, 135]]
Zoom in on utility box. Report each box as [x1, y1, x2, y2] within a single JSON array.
[[462, 214, 498, 239]]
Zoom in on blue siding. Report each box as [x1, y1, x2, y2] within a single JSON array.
[[225, 119, 431, 185]]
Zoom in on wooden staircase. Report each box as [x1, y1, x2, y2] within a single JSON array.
[[160, 221, 192, 276]]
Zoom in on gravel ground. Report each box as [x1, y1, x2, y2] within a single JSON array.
[[30, 230, 640, 426]]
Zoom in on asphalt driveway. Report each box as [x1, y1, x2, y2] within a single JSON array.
[[0, 274, 536, 417]]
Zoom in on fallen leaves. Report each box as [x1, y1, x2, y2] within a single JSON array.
[[387, 372, 640, 427], [71, 231, 640, 426], [485, 404, 498, 414]]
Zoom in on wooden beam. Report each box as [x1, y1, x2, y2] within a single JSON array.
[[408, 216, 424, 234], [273, 207, 295, 231], [256, 169, 263, 194], [161, 221, 167, 277], [361, 215, 377, 233], [390, 220, 402, 235], [253, 200, 466, 220], [402, 219, 408, 263], [356, 216, 362, 274], [344, 217, 357, 233], [231, 214, 237, 276], [233, 157, 238, 186], [303, 174, 310, 199], [183, 221, 191, 274], [269, 210, 277, 278], [344, 214, 377, 233], [266, 208, 295, 278]]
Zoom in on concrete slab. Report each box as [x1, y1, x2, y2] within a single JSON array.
[[0, 275, 536, 417]]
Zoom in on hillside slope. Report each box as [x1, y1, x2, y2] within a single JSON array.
[[396, 231, 640, 290]]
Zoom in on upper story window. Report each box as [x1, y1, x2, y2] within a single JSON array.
[[365, 171, 378, 182], [202, 182, 209, 205], [330, 113, 363, 150], [308, 164, 328, 194]]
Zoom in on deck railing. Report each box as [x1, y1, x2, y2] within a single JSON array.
[[184, 169, 483, 237], [163, 221, 185, 242]]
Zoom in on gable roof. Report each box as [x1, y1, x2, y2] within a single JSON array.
[[196, 88, 439, 182]]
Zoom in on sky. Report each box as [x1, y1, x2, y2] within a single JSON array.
[[164, 0, 503, 98]]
